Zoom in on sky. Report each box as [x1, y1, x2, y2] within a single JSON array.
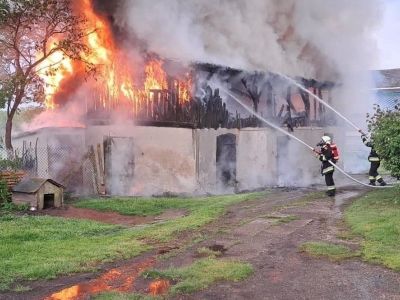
[[375, 0, 400, 70]]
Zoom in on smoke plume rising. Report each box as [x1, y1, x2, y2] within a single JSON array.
[[114, 0, 382, 81]]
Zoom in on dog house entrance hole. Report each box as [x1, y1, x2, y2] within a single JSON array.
[[43, 194, 55, 209]]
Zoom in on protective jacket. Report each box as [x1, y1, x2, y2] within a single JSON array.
[[319, 144, 334, 175], [361, 135, 380, 162]]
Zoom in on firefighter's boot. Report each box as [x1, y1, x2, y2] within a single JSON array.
[[378, 179, 387, 186], [326, 190, 336, 197]]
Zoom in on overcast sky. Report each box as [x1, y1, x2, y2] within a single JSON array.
[[375, 0, 400, 70]]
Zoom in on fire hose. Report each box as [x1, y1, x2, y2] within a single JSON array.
[[221, 87, 393, 189], [277, 73, 367, 135]]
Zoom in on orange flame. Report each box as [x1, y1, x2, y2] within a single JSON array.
[[178, 73, 192, 103], [45, 258, 156, 300], [38, 0, 191, 112], [148, 279, 170, 296], [36, 42, 73, 109], [144, 59, 167, 92]]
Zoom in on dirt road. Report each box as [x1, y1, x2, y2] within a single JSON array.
[[149, 188, 400, 300]]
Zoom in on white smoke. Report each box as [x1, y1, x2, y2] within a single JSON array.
[[115, 0, 383, 81], [115, 0, 383, 178]]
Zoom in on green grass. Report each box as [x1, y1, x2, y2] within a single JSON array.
[[0, 215, 147, 291], [143, 257, 253, 295], [0, 192, 264, 291], [74, 193, 264, 217], [345, 188, 400, 270], [93, 292, 156, 300], [78, 193, 266, 243], [299, 242, 359, 262], [263, 214, 299, 225], [196, 247, 222, 258], [272, 191, 326, 211]]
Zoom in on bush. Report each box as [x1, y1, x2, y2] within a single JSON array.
[[0, 158, 23, 171], [0, 201, 28, 212], [367, 104, 400, 178], [0, 180, 10, 203]]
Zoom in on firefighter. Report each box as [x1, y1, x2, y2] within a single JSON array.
[[359, 131, 387, 186], [315, 135, 336, 197], [323, 133, 339, 163]]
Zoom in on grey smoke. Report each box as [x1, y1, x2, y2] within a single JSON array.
[[115, 0, 383, 81]]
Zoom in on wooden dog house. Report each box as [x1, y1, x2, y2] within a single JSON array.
[[12, 178, 64, 210]]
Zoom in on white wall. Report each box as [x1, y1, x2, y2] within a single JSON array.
[[13, 125, 340, 195], [86, 126, 197, 195]]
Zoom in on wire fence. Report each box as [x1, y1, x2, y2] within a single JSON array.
[[0, 142, 102, 196]]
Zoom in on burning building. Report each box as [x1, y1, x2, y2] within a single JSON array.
[[13, 0, 376, 195]]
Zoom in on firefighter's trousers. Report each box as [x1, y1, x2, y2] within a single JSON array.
[[369, 161, 383, 183], [324, 171, 335, 196]]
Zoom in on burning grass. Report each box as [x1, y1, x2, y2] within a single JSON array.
[[344, 188, 400, 271], [0, 192, 265, 291]]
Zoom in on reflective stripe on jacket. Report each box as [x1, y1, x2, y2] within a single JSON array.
[[319, 144, 334, 175], [362, 135, 380, 162]]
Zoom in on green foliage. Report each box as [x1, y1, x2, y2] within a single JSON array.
[[345, 188, 400, 270], [299, 242, 359, 262], [0, 0, 95, 149], [143, 258, 253, 295], [367, 104, 400, 178], [0, 157, 23, 171], [0, 202, 28, 213], [0, 179, 11, 203], [0, 79, 14, 109]]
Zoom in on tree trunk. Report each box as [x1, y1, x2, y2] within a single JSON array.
[[5, 117, 13, 152], [5, 87, 24, 154]]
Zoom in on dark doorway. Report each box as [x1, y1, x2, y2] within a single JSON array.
[[216, 134, 237, 187], [43, 194, 55, 209]]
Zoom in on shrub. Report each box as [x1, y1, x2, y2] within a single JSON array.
[[0, 180, 11, 203], [367, 104, 400, 178]]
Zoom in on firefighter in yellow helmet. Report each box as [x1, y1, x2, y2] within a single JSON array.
[[315, 135, 336, 196]]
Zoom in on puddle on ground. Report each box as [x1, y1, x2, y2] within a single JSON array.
[[44, 258, 155, 300]]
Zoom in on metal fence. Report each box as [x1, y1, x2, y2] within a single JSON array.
[[0, 143, 101, 196]]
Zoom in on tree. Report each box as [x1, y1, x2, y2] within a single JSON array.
[[0, 0, 93, 152], [367, 104, 400, 178]]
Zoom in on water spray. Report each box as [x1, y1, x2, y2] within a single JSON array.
[[221, 87, 391, 189], [277, 73, 366, 135]]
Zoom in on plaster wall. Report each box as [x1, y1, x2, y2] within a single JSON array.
[[12, 125, 340, 195], [86, 125, 197, 195]]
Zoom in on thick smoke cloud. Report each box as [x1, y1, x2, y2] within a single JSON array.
[[115, 0, 383, 81]]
